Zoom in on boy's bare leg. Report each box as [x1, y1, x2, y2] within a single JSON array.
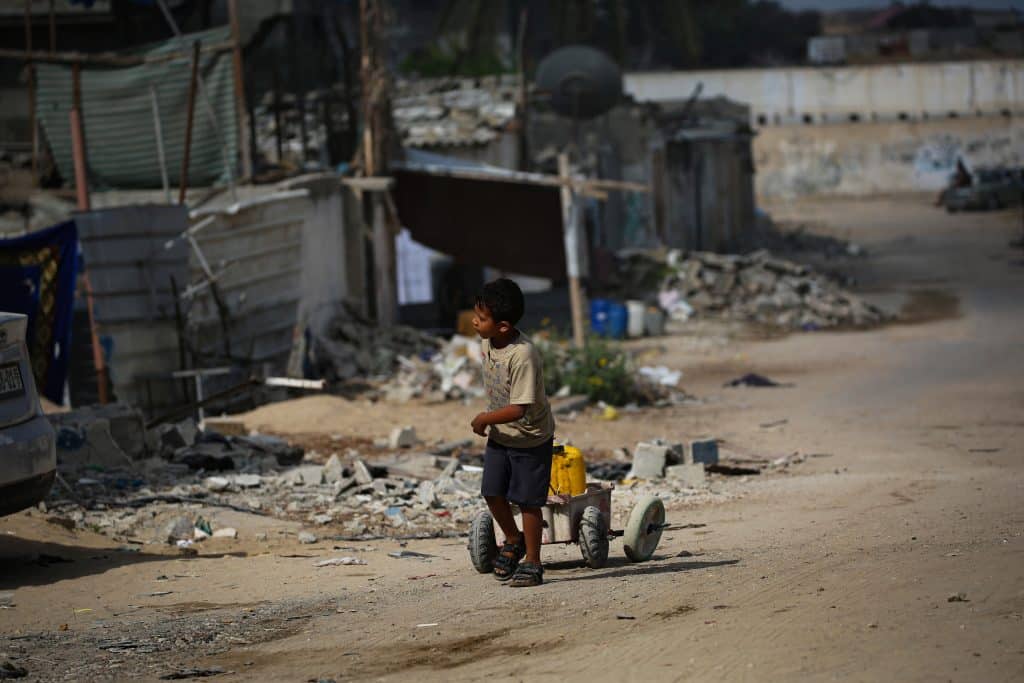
[[484, 495, 522, 544], [520, 506, 543, 564]]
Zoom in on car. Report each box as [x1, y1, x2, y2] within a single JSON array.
[[945, 167, 1024, 212], [0, 312, 56, 516]]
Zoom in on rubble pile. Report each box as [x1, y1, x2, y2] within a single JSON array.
[[307, 307, 444, 384], [381, 335, 484, 403], [657, 250, 887, 330], [44, 404, 487, 543]]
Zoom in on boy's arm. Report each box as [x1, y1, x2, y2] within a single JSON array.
[[471, 405, 526, 436]]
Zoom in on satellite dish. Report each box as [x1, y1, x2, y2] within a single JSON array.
[[535, 45, 623, 120]]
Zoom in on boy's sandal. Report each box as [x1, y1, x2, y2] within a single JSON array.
[[508, 561, 544, 587], [493, 537, 526, 581]]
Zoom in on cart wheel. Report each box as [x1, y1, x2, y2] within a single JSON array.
[[623, 495, 665, 562], [579, 505, 609, 569], [468, 509, 497, 574]]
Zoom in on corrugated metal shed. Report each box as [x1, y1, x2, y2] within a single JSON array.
[[35, 27, 237, 190]]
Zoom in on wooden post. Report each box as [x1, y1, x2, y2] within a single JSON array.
[[559, 153, 586, 348], [359, 0, 397, 326], [24, 0, 37, 186], [70, 63, 89, 211], [371, 193, 397, 326], [226, 0, 252, 179], [70, 62, 110, 405], [179, 40, 201, 204]]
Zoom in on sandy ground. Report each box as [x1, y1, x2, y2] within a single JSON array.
[[1, 195, 1023, 681]]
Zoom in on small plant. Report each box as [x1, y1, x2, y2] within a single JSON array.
[[536, 335, 637, 406]]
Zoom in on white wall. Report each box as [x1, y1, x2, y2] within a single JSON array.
[[626, 60, 1024, 125]]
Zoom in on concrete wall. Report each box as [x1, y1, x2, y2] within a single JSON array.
[[755, 117, 1024, 197], [625, 60, 1024, 124], [626, 61, 1024, 197]]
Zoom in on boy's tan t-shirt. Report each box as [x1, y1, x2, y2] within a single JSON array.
[[481, 332, 555, 448]]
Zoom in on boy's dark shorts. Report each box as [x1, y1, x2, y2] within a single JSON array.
[[481, 437, 553, 508]]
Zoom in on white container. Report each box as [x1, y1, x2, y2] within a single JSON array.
[[626, 300, 646, 338]]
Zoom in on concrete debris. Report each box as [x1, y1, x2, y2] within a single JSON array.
[[307, 304, 443, 384], [639, 249, 888, 330], [298, 532, 318, 544], [162, 517, 194, 544], [50, 403, 150, 459], [202, 417, 247, 437], [352, 459, 374, 486], [389, 426, 419, 449], [665, 463, 708, 488], [203, 476, 231, 492], [212, 528, 238, 539], [381, 335, 484, 403], [314, 557, 367, 567]]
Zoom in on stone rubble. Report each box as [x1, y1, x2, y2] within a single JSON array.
[[631, 249, 887, 330]]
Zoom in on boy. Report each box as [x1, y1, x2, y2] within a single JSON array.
[[470, 278, 555, 588]]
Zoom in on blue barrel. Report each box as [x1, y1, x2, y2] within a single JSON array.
[[606, 302, 628, 339], [590, 298, 610, 336]]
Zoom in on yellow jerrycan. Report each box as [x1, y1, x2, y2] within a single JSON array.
[[549, 443, 587, 497]]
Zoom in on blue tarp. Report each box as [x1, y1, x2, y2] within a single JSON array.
[[0, 222, 80, 404]]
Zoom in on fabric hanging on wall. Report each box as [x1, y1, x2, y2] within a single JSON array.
[[0, 221, 80, 403]]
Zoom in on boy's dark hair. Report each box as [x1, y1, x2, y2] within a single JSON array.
[[476, 278, 524, 325]]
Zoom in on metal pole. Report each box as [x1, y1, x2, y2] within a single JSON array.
[[70, 63, 89, 210], [155, 0, 237, 200], [179, 40, 201, 204], [149, 85, 171, 203], [559, 153, 586, 348]]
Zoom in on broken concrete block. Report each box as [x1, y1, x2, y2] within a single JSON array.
[[298, 531, 318, 544], [323, 454, 345, 483], [352, 459, 374, 485], [690, 440, 719, 466], [162, 516, 194, 544], [312, 514, 333, 525], [212, 527, 238, 539], [333, 477, 356, 499], [281, 465, 324, 486], [389, 426, 418, 449], [665, 463, 707, 488], [231, 473, 262, 488], [629, 442, 670, 479], [417, 480, 439, 508], [204, 476, 231, 492]]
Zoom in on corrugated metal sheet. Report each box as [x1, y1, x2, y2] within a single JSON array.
[[73, 204, 190, 408], [187, 191, 311, 373], [35, 27, 237, 190]]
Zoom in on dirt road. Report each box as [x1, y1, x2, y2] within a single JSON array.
[[2, 196, 1022, 681]]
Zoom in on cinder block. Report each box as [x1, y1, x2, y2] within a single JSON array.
[[629, 442, 669, 479], [690, 440, 719, 466], [666, 463, 707, 488]]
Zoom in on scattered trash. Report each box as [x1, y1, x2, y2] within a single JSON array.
[[616, 614, 636, 620], [726, 373, 788, 388], [947, 593, 969, 603], [314, 557, 367, 567], [388, 550, 436, 560], [638, 366, 682, 387], [175, 540, 194, 549]]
